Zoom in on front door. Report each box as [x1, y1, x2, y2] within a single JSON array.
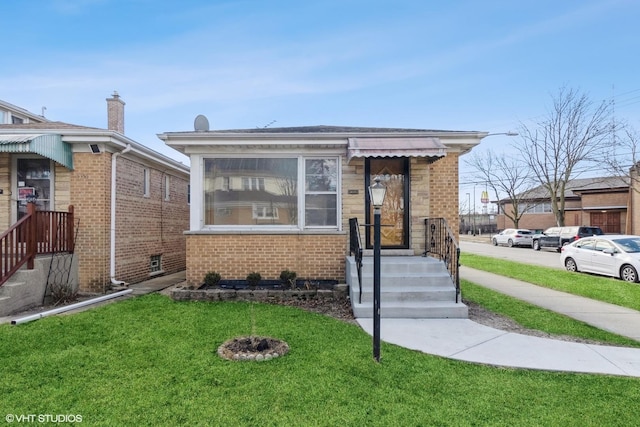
[[14, 157, 53, 221], [365, 158, 409, 249]]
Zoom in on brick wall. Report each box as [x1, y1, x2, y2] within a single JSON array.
[[428, 154, 459, 239], [70, 152, 111, 292], [410, 158, 430, 254], [341, 157, 365, 229], [70, 152, 189, 292], [113, 156, 189, 285], [185, 233, 346, 286]]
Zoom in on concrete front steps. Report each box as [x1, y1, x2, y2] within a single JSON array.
[[0, 255, 77, 317], [346, 255, 468, 319]]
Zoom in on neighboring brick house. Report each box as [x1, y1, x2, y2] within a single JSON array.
[[0, 94, 189, 293], [496, 176, 629, 233], [159, 125, 485, 286]]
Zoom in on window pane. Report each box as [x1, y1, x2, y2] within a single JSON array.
[[305, 194, 337, 226], [204, 158, 297, 226], [305, 159, 337, 192]]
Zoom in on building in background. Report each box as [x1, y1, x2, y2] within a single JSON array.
[[0, 94, 189, 296], [495, 177, 629, 233]]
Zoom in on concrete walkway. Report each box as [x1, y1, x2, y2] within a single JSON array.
[[357, 266, 640, 377]]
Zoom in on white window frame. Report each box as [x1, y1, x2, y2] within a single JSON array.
[[143, 168, 150, 197], [164, 175, 170, 201], [195, 154, 341, 231]]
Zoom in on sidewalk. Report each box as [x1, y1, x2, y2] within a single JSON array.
[[460, 266, 640, 341], [357, 266, 640, 377]]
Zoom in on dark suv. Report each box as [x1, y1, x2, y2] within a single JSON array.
[[532, 226, 604, 252]]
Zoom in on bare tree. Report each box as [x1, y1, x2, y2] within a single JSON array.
[[518, 87, 612, 226], [603, 124, 640, 190], [465, 150, 534, 228]]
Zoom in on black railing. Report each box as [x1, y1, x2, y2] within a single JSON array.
[[423, 218, 460, 303], [348, 218, 364, 304]]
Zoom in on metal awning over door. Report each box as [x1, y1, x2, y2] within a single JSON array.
[[347, 137, 447, 162], [0, 134, 74, 170]]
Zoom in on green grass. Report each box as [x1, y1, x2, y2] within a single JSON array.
[[461, 279, 640, 348], [1, 294, 639, 426], [461, 253, 640, 311]]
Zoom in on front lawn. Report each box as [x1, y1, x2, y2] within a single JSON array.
[[1, 294, 639, 426]]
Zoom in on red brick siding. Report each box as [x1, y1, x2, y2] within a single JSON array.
[[114, 156, 188, 285], [70, 152, 188, 292], [69, 153, 112, 292]]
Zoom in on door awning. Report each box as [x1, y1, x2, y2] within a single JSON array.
[[0, 134, 74, 170], [347, 137, 447, 162]]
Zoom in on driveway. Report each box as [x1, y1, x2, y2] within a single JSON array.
[[460, 237, 563, 270]]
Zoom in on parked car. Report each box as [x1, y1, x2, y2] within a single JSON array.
[[532, 226, 604, 252], [491, 229, 533, 247], [560, 235, 640, 282]]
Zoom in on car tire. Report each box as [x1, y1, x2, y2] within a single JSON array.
[[533, 240, 540, 251], [565, 257, 578, 272], [492, 238, 498, 246], [620, 264, 639, 283], [507, 239, 513, 247]]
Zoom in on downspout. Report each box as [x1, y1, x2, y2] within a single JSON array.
[[110, 144, 132, 286]]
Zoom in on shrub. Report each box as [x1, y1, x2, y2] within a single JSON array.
[[280, 269, 297, 288], [204, 271, 222, 287], [246, 272, 262, 287]]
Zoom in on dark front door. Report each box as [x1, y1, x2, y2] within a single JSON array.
[[365, 158, 409, 249]]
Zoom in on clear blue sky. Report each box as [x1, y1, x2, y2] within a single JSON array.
[[2, 0, 640, 208]]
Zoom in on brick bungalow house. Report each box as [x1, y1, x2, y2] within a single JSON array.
[[0, 95, 189, 310], [495, 176, 629, 233], [159, 124, 486, 287]]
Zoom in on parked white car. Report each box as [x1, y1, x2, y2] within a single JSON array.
[[491, 229, 533, 247], [560, 235, 640, 282]]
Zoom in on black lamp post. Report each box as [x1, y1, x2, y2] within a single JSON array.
[[369, 176, 386, 362]]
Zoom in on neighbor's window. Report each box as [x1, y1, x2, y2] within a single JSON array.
[[203, 157, 339, 228], [164, 175, 170, 201], [150, 254, 162, 273], [143, 168, 150, 197]]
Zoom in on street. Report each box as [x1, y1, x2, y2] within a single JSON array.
[[459, 238, 564, 270]]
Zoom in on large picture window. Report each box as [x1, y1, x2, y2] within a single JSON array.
[[203, 157, 338, 228]]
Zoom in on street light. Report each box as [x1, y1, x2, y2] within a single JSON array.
[[369, 176, 386, 362], [466, 193, 471, 235], [473, 184, 476, 235], [486, 131, 518, 137]]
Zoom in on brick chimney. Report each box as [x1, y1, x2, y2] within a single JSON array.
[[106, 91, 125, 134]]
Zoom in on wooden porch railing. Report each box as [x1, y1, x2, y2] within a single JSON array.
[[0, 203, 75, 288]]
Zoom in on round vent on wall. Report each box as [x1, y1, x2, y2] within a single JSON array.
[[194, 114, 210, 132]]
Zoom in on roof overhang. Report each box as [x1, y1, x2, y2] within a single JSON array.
[[347, 137, 446, 163], [0, 134, 73, 169]]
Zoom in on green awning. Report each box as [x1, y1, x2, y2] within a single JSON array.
[[0, 134, 74, 170]]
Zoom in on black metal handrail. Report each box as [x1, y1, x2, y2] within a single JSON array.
[[423, 218, 461, 303], [348, 218, 364, 304]]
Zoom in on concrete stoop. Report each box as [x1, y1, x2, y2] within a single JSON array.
[[0, 264, 47, 317], [0, 255, 78, 317], [346, 255, 467, 319]]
